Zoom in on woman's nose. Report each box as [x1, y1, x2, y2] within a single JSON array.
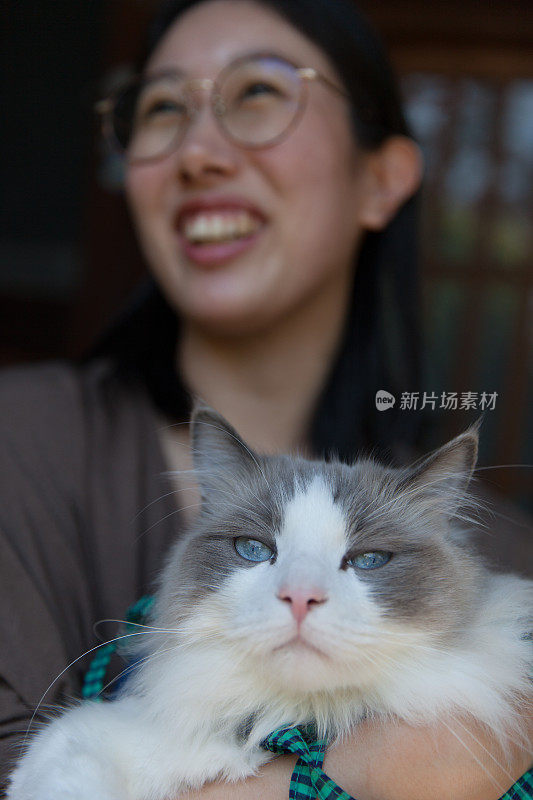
[[176, 106, 241, 187]]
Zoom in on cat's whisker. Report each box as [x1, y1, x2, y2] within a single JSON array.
[[376, 640, 456, 659], [98, 641, 180, 698], [186, 479, 272, 516], [182, 488, 275, 533], [349, 643, 417, 675], [365, 628, 457, 648], [211, 506, 274, 532], [464, 712, 533, 761], [200, 478, 272, 515], [362, 472, 486, 527], [135, 502, 205, 542], [474, 464, 533, 472], [363, 633, 505, 675], [24, 630, 169, 744], [243, 487, 271, 513], [472, 492, 533, 536], [477, 505, 533, 533], [157, 421, 190, 434], [450, 714, 526, 779], [440, 719, 509, 793], [93, 619, 180, 636], [351, 648, 400, 683], [130, 484, 199, 523]]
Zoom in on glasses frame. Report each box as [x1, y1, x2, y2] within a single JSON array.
[[95, 51, 349, 163]]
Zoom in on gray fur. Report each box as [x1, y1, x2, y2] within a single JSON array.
[[160, 407, 485, 639]]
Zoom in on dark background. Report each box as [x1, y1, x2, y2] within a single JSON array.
[[1, 0, 532, 510]]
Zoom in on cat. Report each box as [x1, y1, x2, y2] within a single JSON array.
[[8, 406, 533, 800]]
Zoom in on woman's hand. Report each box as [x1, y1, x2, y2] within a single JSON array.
[[324, 714, 532, 800], [175, 753, 298, 800], [181, 713, 532, 800]]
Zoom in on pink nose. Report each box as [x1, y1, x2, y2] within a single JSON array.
[[277, 587, 327, 624]]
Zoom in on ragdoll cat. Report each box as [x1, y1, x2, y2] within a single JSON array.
[[8, 407, 533, 799]]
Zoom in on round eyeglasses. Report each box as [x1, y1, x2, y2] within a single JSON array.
[[96, 53, 349, 163]]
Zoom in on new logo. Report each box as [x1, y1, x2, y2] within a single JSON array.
[[375, 390, 396, 410]]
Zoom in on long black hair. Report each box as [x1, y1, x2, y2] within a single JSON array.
[[91, 0, 422, 462]]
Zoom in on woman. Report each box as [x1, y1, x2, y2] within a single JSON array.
[[0, 0, 530, 797]]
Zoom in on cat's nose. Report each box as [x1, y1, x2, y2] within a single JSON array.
[[277, 586, 327, 624]]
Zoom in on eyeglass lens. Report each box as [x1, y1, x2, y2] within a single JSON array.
[[111, 56, 304, 161]]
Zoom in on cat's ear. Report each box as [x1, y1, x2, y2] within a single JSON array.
[[404, 422, 480, 515], [190, 403, 260, 504]]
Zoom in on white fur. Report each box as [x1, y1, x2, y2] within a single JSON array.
[[8, 481, 533, 799]]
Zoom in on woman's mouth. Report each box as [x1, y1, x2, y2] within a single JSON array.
[[183, 211, 261, 243], [176, 206, 265, 267]]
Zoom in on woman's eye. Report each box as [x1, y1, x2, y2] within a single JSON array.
[[234, 537, 274, 562], [240, 81, 280, 100], [347, 551, 392, 570], [140, 98, 186, 120]]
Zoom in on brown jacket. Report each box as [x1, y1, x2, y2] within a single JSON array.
[[0, 360, 179, 787]]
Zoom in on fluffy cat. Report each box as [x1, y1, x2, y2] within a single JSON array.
[[8, 407, 533, 800]]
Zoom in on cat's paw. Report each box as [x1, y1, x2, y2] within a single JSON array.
[[7, 755, 125, 800], [6, 704, 131, 800]]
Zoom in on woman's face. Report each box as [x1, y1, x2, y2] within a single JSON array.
[[125, 0, 373, 335]]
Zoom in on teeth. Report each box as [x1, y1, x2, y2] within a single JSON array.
[[183, 211, 261, 243]]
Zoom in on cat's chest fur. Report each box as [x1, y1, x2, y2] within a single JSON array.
[[8, 408, 532, 800]]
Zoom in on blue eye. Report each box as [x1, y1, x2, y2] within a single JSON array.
[[234, 537, 274, 562], [348, 551, 392, 570]]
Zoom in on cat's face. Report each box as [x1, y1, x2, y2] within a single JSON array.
[[160, 409, 481, 695]]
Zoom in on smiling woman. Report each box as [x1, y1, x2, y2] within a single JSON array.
[[0, 0, 531, 798], [91, 0, 423, 460], [124, 6, 376, 336]]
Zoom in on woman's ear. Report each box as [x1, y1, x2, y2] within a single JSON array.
[[357, 136, 423, 231]]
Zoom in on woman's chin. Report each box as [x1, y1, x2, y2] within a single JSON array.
[[148, 237, 290, 335], [175, 292, 284, 337]]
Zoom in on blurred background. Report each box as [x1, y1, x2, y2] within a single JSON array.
[[1, 0, 532, 510]]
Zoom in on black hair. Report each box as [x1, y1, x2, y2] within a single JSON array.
[[91, 0, 422, 462]]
